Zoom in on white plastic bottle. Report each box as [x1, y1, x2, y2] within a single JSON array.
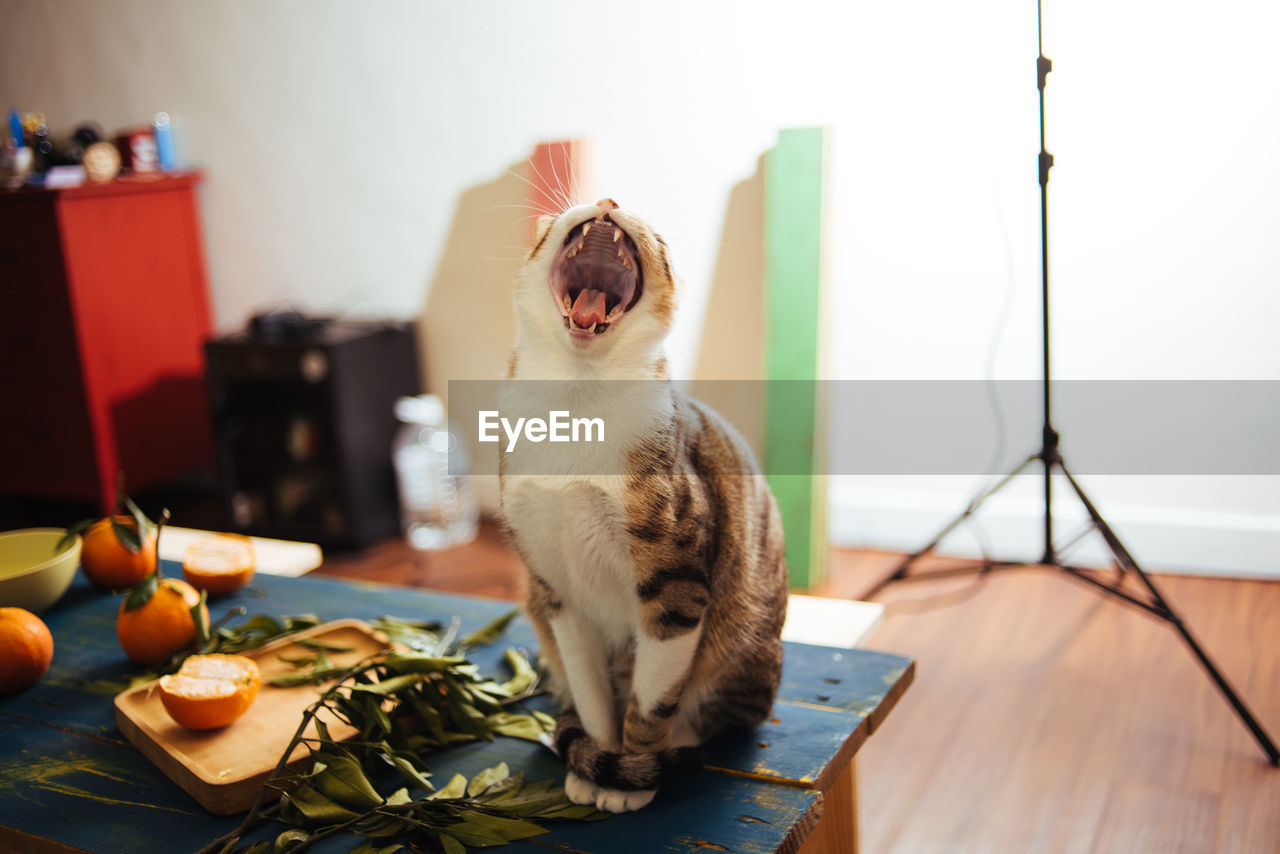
[[392, 394, 478, 549]]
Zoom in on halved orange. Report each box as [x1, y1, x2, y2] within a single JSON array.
[[182, 534, 255, 595], [158, 653, 261, 729]]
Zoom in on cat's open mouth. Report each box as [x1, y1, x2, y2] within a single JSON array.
[[548, 214, 643, 339]]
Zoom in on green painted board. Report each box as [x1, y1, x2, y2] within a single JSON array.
[[764, 127, 829, 589]]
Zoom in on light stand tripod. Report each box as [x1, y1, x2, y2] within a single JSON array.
[[858, 0, 1279, 766]]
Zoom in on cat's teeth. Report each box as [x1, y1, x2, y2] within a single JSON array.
[[590, 323, 597, 334], [613, 229, 622, 243], [582, 223, 592, 237], [563, 295, 572, 312]]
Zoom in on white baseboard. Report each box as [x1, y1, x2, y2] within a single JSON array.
[[828, 483, 1280, 581]]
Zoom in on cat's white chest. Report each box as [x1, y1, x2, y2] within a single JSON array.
[[503, 477, 637, 649]]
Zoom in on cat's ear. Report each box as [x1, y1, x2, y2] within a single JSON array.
[[533, 215, 556, 246]]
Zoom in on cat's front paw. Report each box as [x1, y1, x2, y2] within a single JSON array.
[[564, 770, 599, 806], [564, 772, 656, 813], [596, 785, 656, 813]]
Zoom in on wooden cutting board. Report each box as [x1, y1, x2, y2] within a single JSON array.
[[114, 619, 389, 815]]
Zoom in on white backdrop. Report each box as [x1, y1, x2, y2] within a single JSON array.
[[3, 0, 1276, 575]]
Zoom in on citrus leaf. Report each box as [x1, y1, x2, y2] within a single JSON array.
[[458, 608, 519, 649], [242, 615, 285, 634], [111, 518, 143, 554], [352, 673, 423, 696], [297, 637, 354, 653], [456, 809, 547, 841], [192, 589, 210, 647], [387, 752, 434, 791], [271, 828, 309, 853], [372, 616, 444, 652], [541, 802, 613, 820], [487, 712, 550, 742], [311, 754, 383, 811], [499, 648, 538, 696], [268, 667, 347, 687], [408, 695, 447, 744], [122, 572, 158, 612], [426, 773, 468, 801], [479, 775, 539, 805], [281, 786, 362, 825], [124, 495, 155, 538], [284, 614, 323, 630], [382, 652, 467, 674], [57, 518, 94, 553], [441, 819, 509, 847], [437, 835, 467, 854], [358, 813, 413, 839], [466, 763, 511, 798], [443, 676, 493, 740], [350, 841, 405, 854], [313, 647, 334, 672]]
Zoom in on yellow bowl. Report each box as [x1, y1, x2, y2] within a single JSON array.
[[0, 528, 82, 614]]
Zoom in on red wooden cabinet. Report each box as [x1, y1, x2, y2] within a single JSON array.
[[0, 171, 214, 511]]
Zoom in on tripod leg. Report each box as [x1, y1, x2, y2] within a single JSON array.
[[1058, 464, 1280, 765], [858, 454, 1038, 600]]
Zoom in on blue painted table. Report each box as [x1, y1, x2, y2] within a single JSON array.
[[0, 565, 913, 853]]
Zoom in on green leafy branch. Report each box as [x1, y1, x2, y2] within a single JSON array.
[[199, 610, 597, 853]]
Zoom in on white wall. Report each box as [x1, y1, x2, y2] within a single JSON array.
[[4, 0, 1276, 575]]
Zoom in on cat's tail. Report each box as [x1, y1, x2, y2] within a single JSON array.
[[550, 709, 704, 792]]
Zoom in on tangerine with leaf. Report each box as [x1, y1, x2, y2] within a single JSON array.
[[63, 478, 158, 590], [116, 574, 209, 665]]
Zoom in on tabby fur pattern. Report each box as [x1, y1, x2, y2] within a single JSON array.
[[499, 198, 788, 813]]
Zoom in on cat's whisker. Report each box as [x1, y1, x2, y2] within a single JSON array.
[[547, 142, 573, 210], [524, 156, 575, 216]]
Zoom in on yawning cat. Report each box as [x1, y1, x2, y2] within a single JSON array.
[[499, 198, 788, 813]]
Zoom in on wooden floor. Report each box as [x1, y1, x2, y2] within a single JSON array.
[[328, 530, 1280, 853]]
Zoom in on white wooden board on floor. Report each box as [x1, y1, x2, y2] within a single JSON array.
[[159, 526, 323, 577], [782, 594, 884, 649]]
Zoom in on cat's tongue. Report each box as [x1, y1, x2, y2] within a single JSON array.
[[570, 289, 607, 328]]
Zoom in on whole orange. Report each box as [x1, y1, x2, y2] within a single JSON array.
[[182, 534, 255, 596], [0, 607, 55, 694], [82, 516, 157, 590], [158, 653, 261, 729], [116, 577, 208, 665]]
